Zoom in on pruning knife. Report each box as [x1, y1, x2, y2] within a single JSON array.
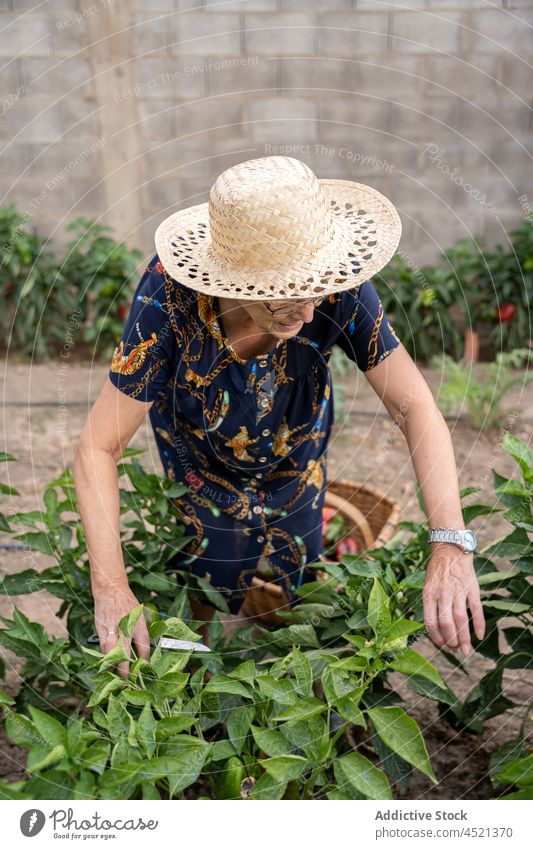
[[86, 634, 211, 653]]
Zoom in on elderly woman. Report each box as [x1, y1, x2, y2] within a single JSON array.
[[73, 156, 485, 678]]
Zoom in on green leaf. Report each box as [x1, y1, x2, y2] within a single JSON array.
[[0, 570, 40, 596], [98, 643, 130, 672], [335, 695, 366, 727], [261, 755, 309, 782], [334, 751, 393, 800], [188, 573, 230, 613], [0, 452, 17, 462], [0, 690, 15, 706], [463, 503, 501, 524], [13, 531, 53, 556], [118, 604, 144, 640], [150, 648, 191, 679], [23, 769, 73, 800], [388, 649, 446, 688], [502, 433, 533, 480], [204, 676, 253, 699], [499, 786, 533, 800], [483, 600, 531, 613], [494, 479, 529, 497], [134, 747, 209, 796], [290, 648, 314, 697], [106, 694, 134, 740], [380, 618, 425, 648], [27, 744, 66, 774], [87, 676, 125, 707], [398, 570, 426, 590], [489, 738, 527, 786], [368, 706, 437, 783], [497, 755, 533, 787], [155, 716, 196, 741], [5, 712, 36, 746], [227, 705, 255, 754], [256, 675, 298, 706], [477, 569, 520, 585], [149, 617, 201, 643], [136, 703, 157, 757], [28, 706, 67, 748], [227, 659, 256, 684], [0, 483, 20, 496], [460, 485, 481, 499], [330, 656, 367, 672], [130, 571, 176, 593], [272, 698, 326, 723], [43, 487, 59, 526], [210, 740, 238, 762], [142, 782, 161, 800], [345, 609, 368, 630], [260, 622, 320, 648], [251, 772, 287, 800], [250, 726, 289, 758], [342, 557, 383, 578], [83, 740, 111, 775], [367, 579, 391, 636], [277, 603, 337, 624], [482, 527, 530, 559]]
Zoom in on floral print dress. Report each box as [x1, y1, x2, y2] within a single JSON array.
[[109, 254, 401, 613]]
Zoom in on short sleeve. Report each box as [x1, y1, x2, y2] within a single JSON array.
[[108, 256, 175, 402], [334, 279, 401, 372]]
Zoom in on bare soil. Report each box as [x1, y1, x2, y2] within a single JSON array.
[[0, 361, 532, 798]]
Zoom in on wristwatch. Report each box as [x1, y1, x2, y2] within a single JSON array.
[[428, 527, 478, 554]]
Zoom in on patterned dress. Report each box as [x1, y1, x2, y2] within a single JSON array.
[[108, 254, 401, 613]]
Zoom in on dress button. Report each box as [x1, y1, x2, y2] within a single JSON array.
[[259, 397, 270, 409], [261, 428, 270, 436], [259, 360, 268, 368], [255, 472, 263, 478], [253, 505, 262, 515], [258, 456, 268, 463], [257, 535, 265, 543]]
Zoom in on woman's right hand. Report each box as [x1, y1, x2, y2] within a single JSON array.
[[93, 582, 151, 680]]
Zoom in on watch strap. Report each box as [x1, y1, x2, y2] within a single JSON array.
[[429, 527, 460, 544], [428, 527, 477, 552]]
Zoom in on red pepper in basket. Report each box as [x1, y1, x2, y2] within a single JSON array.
[[335, 537, 359, 558]]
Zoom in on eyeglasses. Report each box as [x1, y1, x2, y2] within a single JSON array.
[[264, 296, 325, 319]]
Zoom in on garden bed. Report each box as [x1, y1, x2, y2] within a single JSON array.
[[0, 362, 532, 800]]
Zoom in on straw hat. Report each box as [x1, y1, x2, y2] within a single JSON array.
[[154, 155, 401, 301]]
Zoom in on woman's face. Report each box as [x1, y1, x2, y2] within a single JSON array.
[[231, 297, 321, 340]]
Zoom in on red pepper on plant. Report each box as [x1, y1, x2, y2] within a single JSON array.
[[497, 303, 516, 323]]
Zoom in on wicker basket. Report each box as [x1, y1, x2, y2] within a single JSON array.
[[240, 478, 401, 625], [324, 478, 401, 551]]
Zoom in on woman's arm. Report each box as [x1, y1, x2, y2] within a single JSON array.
[[364, 344, 486, 656], [73, 377, 153, 678]]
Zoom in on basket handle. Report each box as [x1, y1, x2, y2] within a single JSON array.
[[324, 489, 375, 549]]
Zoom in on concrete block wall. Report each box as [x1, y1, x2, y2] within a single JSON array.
[[0, 0, 531, 266]]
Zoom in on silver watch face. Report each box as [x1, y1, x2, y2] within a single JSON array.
[[463, 530, 477, 551]]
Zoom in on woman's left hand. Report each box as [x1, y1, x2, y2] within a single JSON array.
[[422, 544, 486, 656]]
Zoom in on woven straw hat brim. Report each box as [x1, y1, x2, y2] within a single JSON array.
[[154, 178, 401, 301]]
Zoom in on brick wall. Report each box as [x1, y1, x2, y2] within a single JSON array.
[[1, 0, 531, 265]]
